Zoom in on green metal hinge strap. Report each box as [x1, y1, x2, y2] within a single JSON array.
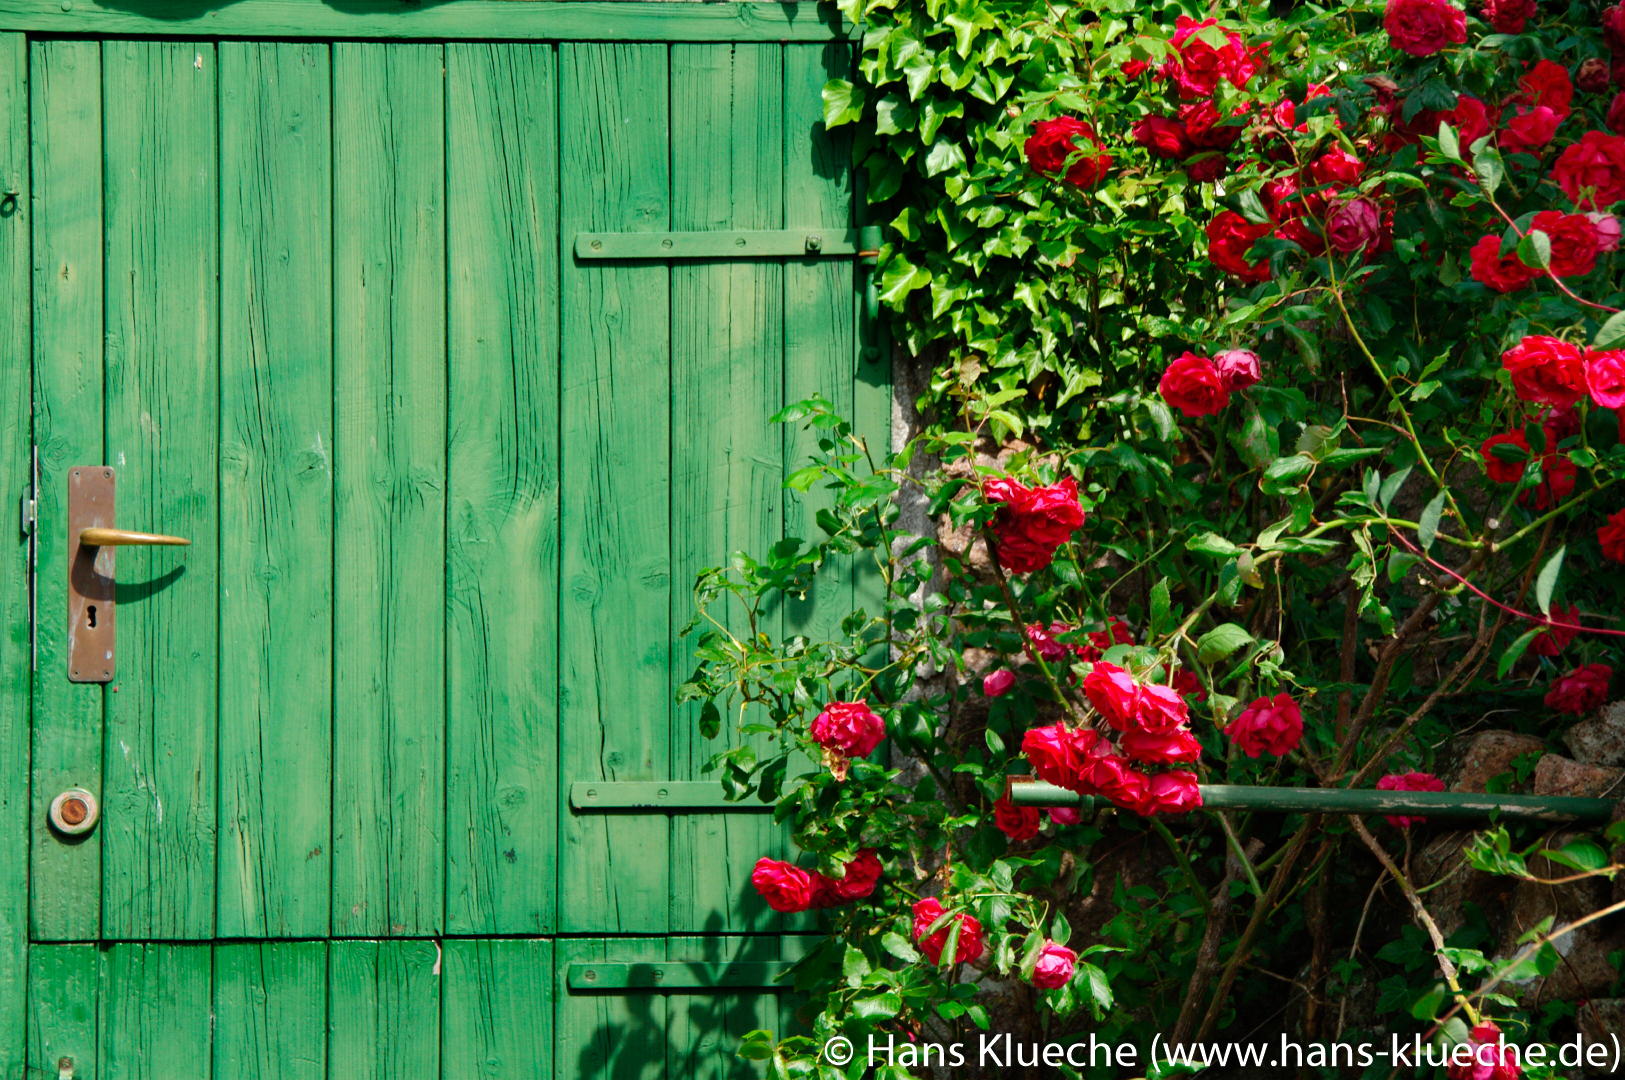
[[567, 962, 794, 991], [569, 781, 774, 812], [575, 228, 867, 260], [1005, 778, 1617, 823]]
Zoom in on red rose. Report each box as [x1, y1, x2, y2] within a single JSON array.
[[1546, 664, 1612, 714], [1587, 348, 1625, 409], [1501, 335, 1586, 407], [1171, 667, 1208, 701], [1530, 210, 1599, 276], [810, 700, 886, 757], [1025, 621, 1070, 662], [1119, 726, 1203, 764], [1031, 941, 1077, 989], [1025, 116, 1114, 189], [1376, 771, 1445, 828], [1446, 1023, 1523, 1080], [1610, 92, 1625, 135], [1122, 58, 1150, 78], [1083, 662, 1140, 730], [987, 477, 1086, 573], [1480, 430, 1531, 483], [1310, 145, 1364, 185], [1607, 3, 1625, 53], [1500, 105, 1561, 153], [1213, 348, 1262, 391], [1552, 131, 1625, 208], [1445, 94, 1496, 153], [1086, 617, 1135, 653], [1544, 405, 1581, 441], [1161, 16, 1259, 99], [1132, 115, 1194, 160], [1469, 234, 1537, 292], [1483, 0, 1537, 33], [1228, 693, 1304, 757], [830, 848, 882, 900], [1578, 58, 1612, 94], [752, 857, 815, 913], [1022, 722, 1085, 788], [1132, 683, 1191, 733], [1327, 197, 1384, 254], [1021, 478, 1086, 547], [1185, 154, 1230, 182], [993, 795, 1042, 841], [1179, 100, 1247, 149], [1530, 602, 1581, 657], [1137, 771, 1203, 816], [1384, 0, 1467, 55], [1206, 211, 1274, 282], [1275, 216, 1325, 255], [1159, 353, 1231, 417], [1090, 757, 1152, 812], [913, 897, 985, 965], [1526, 452, 1577, 510], [1518, 60, 1574, 120], [1598, 509, 1625, 562], [982, 669, 1015, 698]]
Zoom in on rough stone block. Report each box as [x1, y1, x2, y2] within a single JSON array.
[[1565, 701, 1625, 768], [1533, 754, 1625, 798]]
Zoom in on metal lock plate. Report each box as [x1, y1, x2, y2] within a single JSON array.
[[67, 467, 116, 683]]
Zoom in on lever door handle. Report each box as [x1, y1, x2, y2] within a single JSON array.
[[79, 528, 190, 547]]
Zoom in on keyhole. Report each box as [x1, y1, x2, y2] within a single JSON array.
[[86, 605, 96, 628]]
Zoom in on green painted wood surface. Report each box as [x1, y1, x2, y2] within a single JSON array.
[[669, 42, 787, 936], [559, 42, 674, 935], [29, 945, 97, 1078], [29, 38, 104, 943], [0, 0, 845, 41], [444, 42, 560, 937], [100, 39, 220, 942], [213, 942, 327, 1080], [332, 41, 447, 939], [100, 944, 212, 1080], [217, 41, 334, 939], [442, 938, 553, 1077], [0, 31, 27, 1074], [557, 937, 668, 1080], [328, 940, 441, 1078]]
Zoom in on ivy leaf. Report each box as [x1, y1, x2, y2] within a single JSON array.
[[1417, 490, 1446, 552], [1196, 623, 1253, 665], [821, 79, 864, 128], [924, 138, 967, 177], [1595, 310, 1625, 349], [1534, 545, 1565, 617], [877, 256, 931, 306]]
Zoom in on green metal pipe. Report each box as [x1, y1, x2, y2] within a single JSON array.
[[1005, 779, 1617, 824]]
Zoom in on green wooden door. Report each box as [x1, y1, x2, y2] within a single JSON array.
[[0, 12, 880, 1076]]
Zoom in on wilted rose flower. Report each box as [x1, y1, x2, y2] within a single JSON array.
[[1577, 58, 1612, 95], [1482, 0, 1536, 33], [1228, 693, 1305, 757], [1214, 349, 1262, 391], [1546, 665, 1612, 715], [1327, 198, 1384, 254], [1376, 771, 1445, 828]]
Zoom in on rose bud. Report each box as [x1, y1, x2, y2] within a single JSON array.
[[982, 669, 1016, 698], [1578, 58, 1612, 95]]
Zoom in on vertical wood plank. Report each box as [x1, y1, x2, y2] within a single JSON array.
[[667, 43, 787, 935], [444, 42, 559, 937], [552, 938, 663, 1080], [328, 940, 440, 1078], [441, 938, 552, 1078], [30, 37, 103, 944], [666, 936, 782, 1080], [100, 39, 220, 942], [332, 41, 447, 939], [0, 31, 30, 1074], [558, 41, 672, 934], [100, 944, 212, 1080], [28, 945, 97, 1080], [217, 41, 334, 939], [213, 942, 326, 1080]]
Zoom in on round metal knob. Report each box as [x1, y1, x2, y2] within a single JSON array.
[[48, 788, 98, 836]]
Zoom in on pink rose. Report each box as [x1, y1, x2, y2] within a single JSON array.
[[1083, 661, 1141, 731], [1383, 0, 1467, 55], [1502, 336, 1587, 407], [1546, 664, 1612, 715], [810, 700, 886, 757], [830, 848, 883, 900], [1022, 722, 1085, 788], [1327, 198, 1384, 254], [1376, 771, 1445, 828], [1132, 683, 1191, 733], [982, 669, 1016, 698], [1031, 941, 1077, 989], [913, 898, 985, 965], [751, 858, 815, 913], [1552, 131, 1625, 208], [1159, 353, 1231, 417], [1025, 621, 1071, 662], [1047, 806, 1084, 826], [1588, 213, 1622, 252], [1119, 726, 1203, 764], [993, 795, 1042, 841], [1136, 771, 1203, 815], [1229, 693, 1305, 757], [1586, 348, 1625, 409], [1529, 210, 1599, 277], [1213, 348, 1262, 391], [1446, 1022, 1523, 1080]]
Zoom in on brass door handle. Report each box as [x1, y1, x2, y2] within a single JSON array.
[[79, 528, 190, 547]]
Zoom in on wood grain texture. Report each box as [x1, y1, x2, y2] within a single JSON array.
[[217, 41, 334, 939], [29, 945, 98, 1078], [666, 936, 782, 1080], [100, 944, 213, 1080], [100, 39, 221, 942], [332, 41, 447, 939], [558, 42, 673, 934], [328, 940, 440, 1078], [668, 42, 788, 935], [0, 31, 27, 1074], [0, 0, 845, 41], [444, 42, 559, 937], [554, 937, 665, 1080], [441, 938, 552, 1077], [29, 37, 103, 943], [213, 942, 326, 1080]]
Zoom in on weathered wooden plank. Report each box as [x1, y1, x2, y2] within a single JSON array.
[[554, 937, 664, 1080], [668, 42, 787, 935], [332, 41, 447, 939], [29, 37, 103, 944], [213, 942, 326, 1080], [100, 944, 213, 1080], [558, 42, 673, 935], [29, 945, 97, 1079], [444, 42, 559, 937], [442, 938, 551, 1078], [328, 940, 441, 1078], [0, 31, 29, 1074], [0, 0, 845, 41], [666, 936, 783, 1080], [217, 41, 334, 939], [100, 39, 220, 942]]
